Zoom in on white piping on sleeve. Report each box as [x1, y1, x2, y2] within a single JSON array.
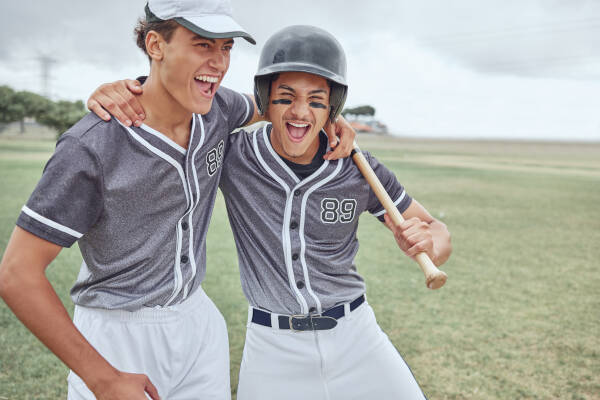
[[21, 206, 83, 239], [240, 93, 250, 125], [372, 190, 406, 217]]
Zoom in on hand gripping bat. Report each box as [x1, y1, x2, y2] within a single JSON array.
[[351, 142, 447, 289]]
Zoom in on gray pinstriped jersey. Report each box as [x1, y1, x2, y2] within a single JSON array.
[[17, 87, 253, 311], [219, 124, 412, 315]]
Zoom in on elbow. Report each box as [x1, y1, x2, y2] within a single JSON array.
[[0, 258, 19, 301]]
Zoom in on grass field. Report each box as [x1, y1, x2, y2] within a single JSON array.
[[0, 133, 599, 399]]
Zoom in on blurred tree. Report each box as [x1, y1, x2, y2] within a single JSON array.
[[13, 91, 52, 133], [36, 100, 88, 138], [341, 105, 376, 117], [0, 86, 25, 133], [0, 85, 87, 138]]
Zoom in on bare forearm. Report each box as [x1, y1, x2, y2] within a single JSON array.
[[430, 220, 452, 266], [0, 264, 118, 393]]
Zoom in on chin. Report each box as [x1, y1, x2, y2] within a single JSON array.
[[190, 98, 214, 115]]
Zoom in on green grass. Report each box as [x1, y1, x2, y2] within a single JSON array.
[[1, 136, 599, 399]]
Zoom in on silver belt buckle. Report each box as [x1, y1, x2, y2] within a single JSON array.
[[289, 314, 308, 332]]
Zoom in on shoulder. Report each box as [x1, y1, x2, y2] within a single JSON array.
[[227, 125, 260, 155], [213, 86, 250, 111], [58, 113, 129, 157]]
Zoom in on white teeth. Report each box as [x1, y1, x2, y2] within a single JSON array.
[[289, 122, 309, 128], [195, 75, 219, 83]]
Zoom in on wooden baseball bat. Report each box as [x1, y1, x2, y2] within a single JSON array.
[[351, 142, 447, 289]]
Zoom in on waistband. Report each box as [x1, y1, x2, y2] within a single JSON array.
[[73, 286, 208, 323], [249, 294, 366, 330]]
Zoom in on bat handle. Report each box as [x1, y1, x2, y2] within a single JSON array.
[[416, 252, 447, 289]]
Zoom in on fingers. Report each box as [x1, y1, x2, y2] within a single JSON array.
[[324, 115, 356, 160], [324, 120, 339, 149], [144, 376, 161, 400], [100, 91, 136, 127], [404, 232, 434, 258], [386, 215, 434, 257], [87, 81, 146, 127], [116, 81, 146, 125], [87, 99, 111, 121]]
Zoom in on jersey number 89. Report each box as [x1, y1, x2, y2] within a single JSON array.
[[320, 198, 357, 224], [206, 140, 225, 176]]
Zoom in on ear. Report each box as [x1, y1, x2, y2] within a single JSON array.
[[146, 30, 165, 62]]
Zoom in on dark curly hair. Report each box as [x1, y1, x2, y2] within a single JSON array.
[[134, 18, 180, 62]]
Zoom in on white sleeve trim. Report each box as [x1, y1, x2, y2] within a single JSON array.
[[241, 93, 250, 124], [21, 205, 83, 239], [372, 191, 406, 217]]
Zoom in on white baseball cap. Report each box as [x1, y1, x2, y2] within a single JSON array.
[[145, 0, 256, 44]]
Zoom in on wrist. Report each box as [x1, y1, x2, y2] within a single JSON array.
[[81, 361, 121, 394]]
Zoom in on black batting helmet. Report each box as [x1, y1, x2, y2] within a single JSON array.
[[254, 25, 348, 122]]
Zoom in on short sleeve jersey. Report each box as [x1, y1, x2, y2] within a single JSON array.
[[219, 124, 412, 315], [17, 86, 253, 311]]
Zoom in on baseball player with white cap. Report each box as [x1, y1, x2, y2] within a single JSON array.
[[0, 1, 263, 399], [88, 25, 452, 399]]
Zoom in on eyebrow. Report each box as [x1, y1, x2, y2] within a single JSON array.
[[191, 35, 235, 45], [277, 85, 327, 95]]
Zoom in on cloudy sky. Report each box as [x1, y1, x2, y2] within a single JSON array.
[[1, 0, 599, 140]]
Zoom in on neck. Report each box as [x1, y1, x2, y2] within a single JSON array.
[[138, 73, 193, 149]]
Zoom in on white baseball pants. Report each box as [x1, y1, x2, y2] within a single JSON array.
[[67, 287, 231, 400], [237, 301, 427, 400]]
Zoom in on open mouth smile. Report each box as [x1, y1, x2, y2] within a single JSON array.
[[286, 121, 311, 142], [194, 74, 219, 98]]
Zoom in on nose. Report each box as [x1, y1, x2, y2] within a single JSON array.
[[288, 98, 311, 120], [207, 48, 227, 73]]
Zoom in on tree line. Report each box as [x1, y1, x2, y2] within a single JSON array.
[[1, 83, 376, 137], [0, 85, 87, 138], [341, 105, 375, 117]]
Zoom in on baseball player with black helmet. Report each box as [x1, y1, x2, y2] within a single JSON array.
[[221, 25, 452, 400], [88, 25, 451, 399]]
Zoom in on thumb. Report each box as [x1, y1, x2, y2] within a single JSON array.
[[383, 213, 396, 232], [126, 79, 143, 94], [144, 378, 161, 400]]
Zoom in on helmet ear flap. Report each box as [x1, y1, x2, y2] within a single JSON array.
[[329, 84, 348, 122], [254, 76, 271, 116]]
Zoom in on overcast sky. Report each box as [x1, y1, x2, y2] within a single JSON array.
[[1, 0, 599, 140]]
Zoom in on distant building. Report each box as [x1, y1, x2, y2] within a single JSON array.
[[346, 115, 388, 134]]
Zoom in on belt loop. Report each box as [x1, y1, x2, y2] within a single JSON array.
[[247, 306, 253, 327], [344, 303, 351, 321], [270, 312, 279, 330]]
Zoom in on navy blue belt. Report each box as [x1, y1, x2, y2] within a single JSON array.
[[251, 295, 365, 331]]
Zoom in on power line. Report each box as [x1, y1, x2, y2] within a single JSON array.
[[38, 55, 57, 98]]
